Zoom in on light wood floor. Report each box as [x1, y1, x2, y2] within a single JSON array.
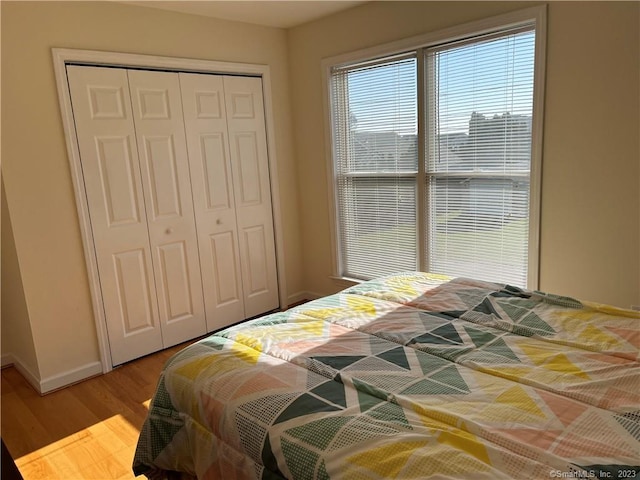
[[1, 341, 195, 480]]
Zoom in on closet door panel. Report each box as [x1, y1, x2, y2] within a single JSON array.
[[223, 76, 279, 318], [201, 133, 232, 210], [113, 249, 157, 332], [157, 241, 195, 321], [233, 132, 262, 205], [179, 73, 245, 331], [142, 135, 182, 218], [95, 136, 140, 226], [67, 65, 163, 365], [242, 225, 270, 296], [128, 70, 206, 346], [209, 232, 243, 306]]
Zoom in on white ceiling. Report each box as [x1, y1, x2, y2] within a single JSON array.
[[123, 1, 367, 29]]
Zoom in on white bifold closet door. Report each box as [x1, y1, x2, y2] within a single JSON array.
[[67, 65, 278, 366], [180, 73, 279, 329], [127, 70, 207, 349]]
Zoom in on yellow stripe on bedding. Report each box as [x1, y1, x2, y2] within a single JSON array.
[[346, 296, 379, 317]]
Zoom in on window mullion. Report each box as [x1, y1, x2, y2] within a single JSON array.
[[417, 47, 428, 272]]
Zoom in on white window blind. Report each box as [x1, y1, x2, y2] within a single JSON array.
[[332, 55, 418, 280], [426, 27, 535, 286], [330, 22, 538, 287]]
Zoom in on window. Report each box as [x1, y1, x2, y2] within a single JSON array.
[[331, 55, 418, 280], [328, 10, 544, 287]]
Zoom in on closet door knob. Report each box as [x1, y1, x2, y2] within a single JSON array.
[[216, 219, 222, 225], [165, 227, 173, 234]]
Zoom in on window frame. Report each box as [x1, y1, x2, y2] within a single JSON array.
[[322, 5, 546, 289]]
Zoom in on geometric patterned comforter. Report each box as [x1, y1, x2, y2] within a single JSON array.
[[133, 272, 640, 479]]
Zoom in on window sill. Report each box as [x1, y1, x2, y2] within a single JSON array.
[[330, 276, 363, 289]]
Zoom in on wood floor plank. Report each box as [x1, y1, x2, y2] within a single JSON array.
[[1, 370, 16, 395], [13, 456, 59, 480], [1, 391, 55, 457], [80, 446, 136, 480], [20, 447, 82, 480]]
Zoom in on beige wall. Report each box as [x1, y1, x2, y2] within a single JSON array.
[[2, 0, 639, 391], [288, 1, 640, 308], [540, 2, 639, 307], [1, 1, 302, 386], [1, 177, 39, 376]]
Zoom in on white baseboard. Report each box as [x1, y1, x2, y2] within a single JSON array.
[[4, 353, 103, 395], [1, 353, 14, 368], [287, 291, 322, 307], [304, 291, 324, 301], [10, 355, 42, 393], [39, 361, 103, 394]]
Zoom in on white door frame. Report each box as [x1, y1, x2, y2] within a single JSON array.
[[52, 48, 288, 372]]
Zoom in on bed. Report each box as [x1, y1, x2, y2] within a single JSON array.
[[133, 272, 640, 479]]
